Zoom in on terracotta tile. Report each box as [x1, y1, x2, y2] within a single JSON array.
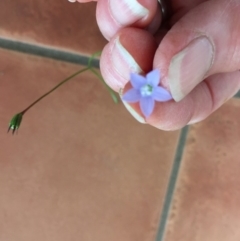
[[0, 48, 180, 241], [163, 99, 240, 241], [0, 1, 107, 55]]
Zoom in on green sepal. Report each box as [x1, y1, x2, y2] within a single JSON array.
[[8, 113, 23, 134]]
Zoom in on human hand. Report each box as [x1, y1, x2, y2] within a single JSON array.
[[75, 0, 240, 130]]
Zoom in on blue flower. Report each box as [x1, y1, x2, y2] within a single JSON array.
[[122, 69, 172, 117]]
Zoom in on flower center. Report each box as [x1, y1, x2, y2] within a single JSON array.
[[140, 84, 153, 97]]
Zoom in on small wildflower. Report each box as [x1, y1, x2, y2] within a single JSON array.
[[122, 69, 172, 117], [7, 51, 117, 135], [8, 113, 23, 134]]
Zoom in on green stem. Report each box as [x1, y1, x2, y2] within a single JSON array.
[[88, 51, 102, 67], [89, 67, 119, 103], [21, 67, 89, 115]]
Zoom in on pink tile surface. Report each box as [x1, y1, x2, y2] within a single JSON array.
[[0, 48, 180, 241], [0, 1, 107, 55], [163, 99, 240, 241]]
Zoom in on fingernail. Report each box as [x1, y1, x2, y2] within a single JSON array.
[[122, 101, 146, 124], [109, 0, 148, 26], [68, 0, 76, 2], [168, 37, 214, 101], [111, 37, 143, 80]]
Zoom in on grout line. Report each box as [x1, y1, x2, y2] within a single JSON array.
[[0, 38, 99, 68], [0, 38, 240, 100], [155, 126, 189, 241], [234, 90, 240, 98]]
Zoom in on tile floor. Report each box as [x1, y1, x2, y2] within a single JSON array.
[[0, 1, 240, 241]]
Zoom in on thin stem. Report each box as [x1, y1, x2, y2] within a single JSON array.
[[21, 67, 89, 115], [89, 67, 119, 103], [88, 51, 102, 67]]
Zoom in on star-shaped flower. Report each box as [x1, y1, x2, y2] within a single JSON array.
[[122, 69, 172, 117]]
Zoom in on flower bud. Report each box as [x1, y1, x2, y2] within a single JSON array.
[[8, 113, 23, 134]]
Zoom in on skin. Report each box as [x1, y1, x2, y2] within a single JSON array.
[[76, 0, 240, 130]]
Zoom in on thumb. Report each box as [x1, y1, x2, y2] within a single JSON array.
[[76, 0, 97, 2], [154, 0, 240, 102]]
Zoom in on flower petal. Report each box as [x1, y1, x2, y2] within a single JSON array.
[[122, 88, 141, 103], [130, 73, 146, 89], [146, 69, 161, 86], [152, 86, 173, 102], [140, 97, 155, 117]]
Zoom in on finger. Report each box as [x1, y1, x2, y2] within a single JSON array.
[[153, 0, 240, 102], [171, 0, 206, 12], [149, 71, 240, 130], [124, 71, 240, 130], [170, 0, 208, 25], [76, 0, 97, 2], [96, 0, 160, 40], [100, 27, 157, 91]]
